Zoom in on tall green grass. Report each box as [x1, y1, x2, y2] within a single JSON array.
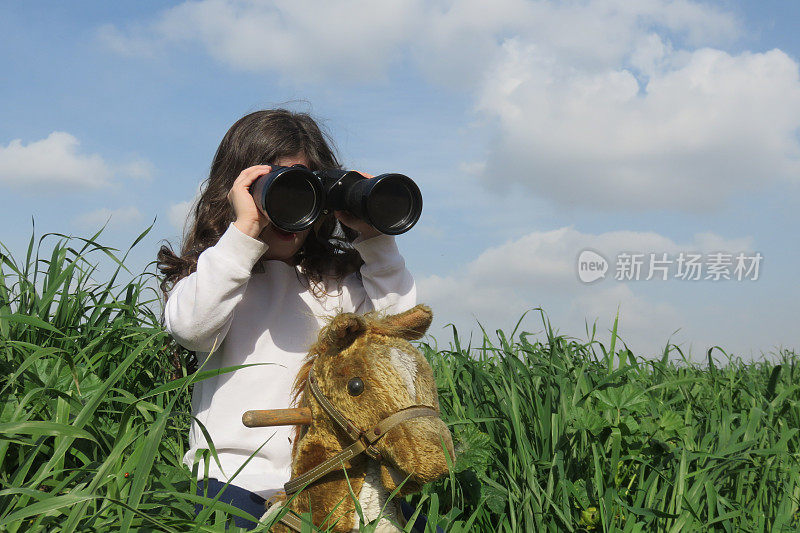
[[418, 318, 800, 532], [0, 225, 201, 531], [1, 226, 798, 532]]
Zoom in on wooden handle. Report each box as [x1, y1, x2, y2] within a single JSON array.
[[242, 407, 312, 427]]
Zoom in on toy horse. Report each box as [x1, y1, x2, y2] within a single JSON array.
[[242, 304, 454, 532]]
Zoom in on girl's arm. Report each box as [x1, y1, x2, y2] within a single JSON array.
[[349, 233, 416, 314], [164, 222, 268, 352]]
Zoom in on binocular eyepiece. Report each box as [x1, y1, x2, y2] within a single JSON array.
[[250, 165, 422, 235]]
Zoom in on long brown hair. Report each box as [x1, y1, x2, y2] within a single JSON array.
[[157, 109, 363, 379], [157, 110, 363, 376]]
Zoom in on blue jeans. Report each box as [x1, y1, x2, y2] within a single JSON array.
[[400, 500, 444, 532], [193, 478, 438, 531], [194, 478, 267, 530]]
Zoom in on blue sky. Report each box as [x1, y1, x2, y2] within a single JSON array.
[[1, 1, 798, 360]]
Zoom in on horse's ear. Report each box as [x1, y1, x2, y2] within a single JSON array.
[[382, 304, 433, 340], [320, 312, 367, 353]]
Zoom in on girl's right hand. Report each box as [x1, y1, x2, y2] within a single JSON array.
[[228, 165, 272, 239]]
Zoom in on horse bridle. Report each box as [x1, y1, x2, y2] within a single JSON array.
[[275, 367, 440, 530]]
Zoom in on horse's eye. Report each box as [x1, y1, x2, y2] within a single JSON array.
[[347, 377, 364, 396]]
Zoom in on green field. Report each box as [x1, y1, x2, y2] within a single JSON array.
[[1, 228, 798, 532]]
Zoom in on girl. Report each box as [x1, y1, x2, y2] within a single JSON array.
[[157, 109, 416, 529]]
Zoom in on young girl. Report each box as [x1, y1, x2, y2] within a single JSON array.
[[156, 109, 416, 528]]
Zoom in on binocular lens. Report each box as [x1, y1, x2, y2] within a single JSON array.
[[366, 176, 421, 234], [252, 166, 422, 235], [262, 169, 321, 231]]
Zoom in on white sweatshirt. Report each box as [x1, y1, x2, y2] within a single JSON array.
[[164, 222, 416, 499]]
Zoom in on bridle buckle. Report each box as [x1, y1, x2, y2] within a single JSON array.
[[358, 430, 382, 460]]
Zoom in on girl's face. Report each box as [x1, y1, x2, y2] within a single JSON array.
[[258, 153, 312, 263]]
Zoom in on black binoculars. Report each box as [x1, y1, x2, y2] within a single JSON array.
[[250, 165, 422, 235]]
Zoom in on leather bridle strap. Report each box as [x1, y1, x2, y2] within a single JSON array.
[[283, 369, 439, 496], [367, 406, 441, 444], [308, 369, 364, 446], [283, 438, 369, 495], [276, 509, 304, 531]]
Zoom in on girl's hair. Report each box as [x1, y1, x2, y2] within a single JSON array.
[[157, 109, 363, 304]]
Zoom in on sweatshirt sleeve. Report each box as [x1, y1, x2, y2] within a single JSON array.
[[163, 222, 269, 352], [349, 234, 416, 315]]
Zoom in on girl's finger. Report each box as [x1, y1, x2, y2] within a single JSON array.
[[234, 165, 272, 186]]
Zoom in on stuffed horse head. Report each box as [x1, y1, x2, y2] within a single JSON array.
[[244, 304, 454, 531]]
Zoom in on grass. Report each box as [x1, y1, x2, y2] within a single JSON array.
[[418, 319, 800, 531], [1, 225, 799, 531]]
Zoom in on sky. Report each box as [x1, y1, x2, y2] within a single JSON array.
[[1, 0, 798, 361]]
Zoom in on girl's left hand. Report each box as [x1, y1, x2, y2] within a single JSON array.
[[334, 171, 382, 240], [335, 210, 381, 240]]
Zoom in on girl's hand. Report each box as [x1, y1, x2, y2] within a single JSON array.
[[334, 171, 382, 240], [228, 165, 272, 239], [334, 210, 382, 240]]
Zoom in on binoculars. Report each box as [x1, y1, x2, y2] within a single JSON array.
[[250, 165, 422, 235]]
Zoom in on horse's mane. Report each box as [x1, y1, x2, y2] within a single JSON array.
[[291, 352, 317, 405]]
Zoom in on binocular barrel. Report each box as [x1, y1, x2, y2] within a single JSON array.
[[250, 166, 422, 235], [249, 166, 325, 233]]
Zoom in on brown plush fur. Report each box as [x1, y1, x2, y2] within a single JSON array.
[[268, 304, 454, 531]]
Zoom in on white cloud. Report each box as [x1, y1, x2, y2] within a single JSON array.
[[475, 43, 800, 210], [413, 0, 739, 85], [167, 181, 204, 234], [73, 206, 144, 230], [0, 132, 112, 189], [102, 0, 423, 82], [417, 226, 767, 359], [120, 158, 154, 181], [0, 132, 155, 190], [101, 0, 739, 84], [168, 200, 194, 233], [96, 0, 798, 212], [96, 23, 159, 57]]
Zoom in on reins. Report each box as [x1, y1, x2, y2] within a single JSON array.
[[275, 367, 439, 530], [284, 368, 439, 495]]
